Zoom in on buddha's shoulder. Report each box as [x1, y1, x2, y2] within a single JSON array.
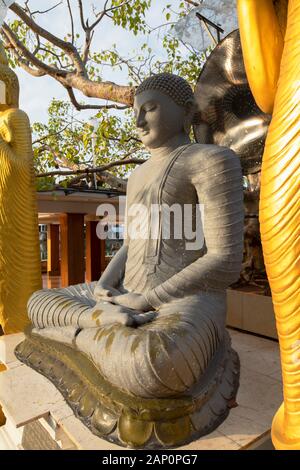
[[183, 143, 236, 160], [1, 108, 30, 126], [182, 143, 241, 170]]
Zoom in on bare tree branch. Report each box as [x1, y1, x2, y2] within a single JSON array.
[[97, 170, 127, 192], [2, 24, 134, 105], [65, 86, 129, 110], [78, 0, 87, 31], [82, 29, 92, 64], [9, 2, 85, 74], [38, 46, 67, 69], [66, 0, 75, 44], [184, 0, 201, 7], [89, 0, 109, 31], [32, 124, 70, 145], [4, 42, 46, 76], [2, 23, 64, 76], [29, 2, 63, 16], [79, 0, 130, 65], [108, 135, 141, 145], [36, 158, 146, 178], [4, 5, 135, 106]]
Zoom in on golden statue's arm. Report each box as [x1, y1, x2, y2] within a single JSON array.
[[237, 0, 284, 113], [237, 0, 300, 450]]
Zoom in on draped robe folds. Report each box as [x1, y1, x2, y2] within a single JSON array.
[[0, 108, 41, 334], [27, 143, 244, 398]]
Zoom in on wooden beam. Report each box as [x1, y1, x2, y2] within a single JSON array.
[[85, 221, 102, 282], [60, 213, 85, 287]]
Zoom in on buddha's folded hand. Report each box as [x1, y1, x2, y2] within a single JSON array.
[[94, 284, 122, 301], [79, 303, 140, 327], [110, 292, 152, 312]]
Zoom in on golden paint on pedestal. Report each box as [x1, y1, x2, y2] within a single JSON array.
[[0, 44, 42, 334], [237, 0, 300, 450]]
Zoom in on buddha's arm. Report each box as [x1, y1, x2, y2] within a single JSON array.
[[94, 243, 128, 298], [145, 148, 244, 308], [0, 111, 13, 150], [0, 109, 33, 158]]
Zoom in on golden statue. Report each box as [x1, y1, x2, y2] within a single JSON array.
[[237, 0, 300, 450], [0, 43, 42, 334]]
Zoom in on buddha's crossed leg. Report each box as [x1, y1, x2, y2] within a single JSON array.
[[28, 282, 156, 346]]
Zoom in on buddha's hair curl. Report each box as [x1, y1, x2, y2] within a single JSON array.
[[135, 73, 195, 107], [135, 73, 201, 126]]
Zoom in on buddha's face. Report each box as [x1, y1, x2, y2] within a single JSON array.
[[134, 90, 186, 149]]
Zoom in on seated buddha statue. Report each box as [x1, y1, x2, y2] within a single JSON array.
[[16, 73, 244, 448]]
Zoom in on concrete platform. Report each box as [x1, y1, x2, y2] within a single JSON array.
[[0, 330, 282, 450]]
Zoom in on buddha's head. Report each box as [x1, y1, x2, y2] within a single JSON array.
[[0, 42, 19, 109], [134, 73, 197, 149]]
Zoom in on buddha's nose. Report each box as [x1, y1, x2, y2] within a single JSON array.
[[136, 111, 146, 128]]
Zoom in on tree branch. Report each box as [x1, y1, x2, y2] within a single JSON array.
[[9, 2, 85, 74], [78, 0, 87, 31], [32, 124, 70, 145], [2, 22, 134, 105], [4, 42, 46, 76], [2, 23, 64, 76], [97, 170, 127, 191], [39, 46, 67, 69], [82, 29, 92, 65], [30, 2, 63, 16], [4, 3, 135, 106], [36, 158, 146, 178], [66, 0, 75, 44], [184, 0, 201, 7], [65, 86, 129, 110]]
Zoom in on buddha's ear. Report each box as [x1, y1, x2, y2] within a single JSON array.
[[184, 98, 195, 115], [183, 98, 197, 134]]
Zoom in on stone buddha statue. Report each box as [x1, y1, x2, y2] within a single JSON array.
[[16, 73, 244, 448]]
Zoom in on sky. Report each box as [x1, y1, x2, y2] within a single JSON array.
[[5, 0, 184, 125]]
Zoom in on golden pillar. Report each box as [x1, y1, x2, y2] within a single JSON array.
[[237, 0, 300, 449], [0, 43, 42, 334]]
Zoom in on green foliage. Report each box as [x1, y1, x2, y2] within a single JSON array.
[[32, 98, 145, 187], [110, 0, 151, 35]]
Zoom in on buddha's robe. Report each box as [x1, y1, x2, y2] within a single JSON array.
[[0, 108, 41, 334], [28, 143, 244, 398]]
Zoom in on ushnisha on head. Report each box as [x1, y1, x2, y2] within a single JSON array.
[[134, 73, 198, 149]]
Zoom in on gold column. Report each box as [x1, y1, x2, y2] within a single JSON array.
[[237, 0, 300, 449]]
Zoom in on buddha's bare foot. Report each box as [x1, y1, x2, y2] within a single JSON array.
[[131, 310, 157, 326], [31, 325, 79, 346]]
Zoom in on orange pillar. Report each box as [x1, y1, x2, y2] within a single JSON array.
[[85, 221, 102, 282], [47, 224, 60, 276], [60, 213, 85, 287]]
